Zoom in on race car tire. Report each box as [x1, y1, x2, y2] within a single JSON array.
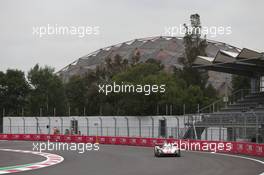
[[176, 150, 181, 157], [154, 149, 160, 157]]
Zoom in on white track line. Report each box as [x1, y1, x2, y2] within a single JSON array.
[[181, 150, 264, 175], [0, 149, 64, 174], [210, 152, 264, 175]]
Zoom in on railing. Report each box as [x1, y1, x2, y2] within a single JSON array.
[[198, 89, 251, 114]]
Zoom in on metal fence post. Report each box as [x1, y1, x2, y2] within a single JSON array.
[[99, 117, 103, 136], [219, 116, 223, 141], [47, 117, 51, 134], [60, 117, 63, 135], [137, 117, 141, 137], [85, 117, 89, 136], [205, 128, 208, 140], [22, 117, 25, 134], [162, 116, 167, 138], [35, 117, 39, 134], [8, 117, 11, 134], [174, 116, 180, 139], [219, 127, 222, 141], [243, 113, 247, 139], [211, 128, 213, 141], [256, 113, 259, 143], [113, 117, 117, 136], [251, 111, 259, 143], [125, 117, 129, 137], [151, 116, 154, 138], [192, 116, 197, 140]]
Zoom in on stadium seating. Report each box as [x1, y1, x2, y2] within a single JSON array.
[[221, 92, 264, 112], [183, 91, 264, 141]]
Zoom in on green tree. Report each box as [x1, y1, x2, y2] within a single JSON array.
[[175, 13, 217, 111], [0, 70, 29, 116], [27, 64, 66, 116], [180, 14, 207, 67], [178, 14, 208, 89], [65, 75, 88, 116], [112, 62, 187, 115]]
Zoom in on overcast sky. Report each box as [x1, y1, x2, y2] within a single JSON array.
[[0, 0, 263, 73]]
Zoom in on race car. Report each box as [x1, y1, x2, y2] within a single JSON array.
[[154, 142, 181, 157]]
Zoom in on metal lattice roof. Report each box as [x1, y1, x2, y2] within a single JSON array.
[[194, 48, 264, 77]]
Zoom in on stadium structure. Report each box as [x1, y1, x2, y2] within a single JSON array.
[[190, 48, 264, 142], [56, 36, 264, 142], [3, 36, 264, 143], [57, 36, 240, 95]]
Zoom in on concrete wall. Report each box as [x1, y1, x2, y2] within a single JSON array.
[[3, 116, 188, 138]]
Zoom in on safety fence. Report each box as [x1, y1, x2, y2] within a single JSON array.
[[0, 134, 263, 157]]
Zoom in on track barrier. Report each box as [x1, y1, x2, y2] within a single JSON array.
[[0, 134, 263, 157]]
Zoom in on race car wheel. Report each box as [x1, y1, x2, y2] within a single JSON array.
[[154, 151, 159, 157], [175, 150, 181, 157], [154, 149, 160, 157]]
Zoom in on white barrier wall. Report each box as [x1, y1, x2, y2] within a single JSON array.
[[3, 116, 188, 138]]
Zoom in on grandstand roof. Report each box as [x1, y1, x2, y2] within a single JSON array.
[[194, 48, 264, 77]]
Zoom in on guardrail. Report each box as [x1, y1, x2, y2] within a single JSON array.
[[0, 134, 263, 157]]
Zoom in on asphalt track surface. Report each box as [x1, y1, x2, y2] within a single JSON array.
[[0, 140, 264, 175]]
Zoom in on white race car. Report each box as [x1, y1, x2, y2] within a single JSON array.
[[154, 142, 181, 157]]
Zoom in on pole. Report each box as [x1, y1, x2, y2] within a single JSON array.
[[60, 117, 63, 135], [125, 117, 129, 137], [22, 117, 25, 134], [256, 113, 259, 143], [137, 117, 141, 137], [85, 117, 89, 136], [150, 116, 154, 138], [47, 117, 51, 134], [99, 117, 103, 136], [193, 118, 197, 140], [8, 117, 11, 133], [35, 117, 39, 134], [174, 116, 180, 139], [113, 117, 117, 136]]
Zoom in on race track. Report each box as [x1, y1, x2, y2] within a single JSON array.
[[0, 141, 264, 175]]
